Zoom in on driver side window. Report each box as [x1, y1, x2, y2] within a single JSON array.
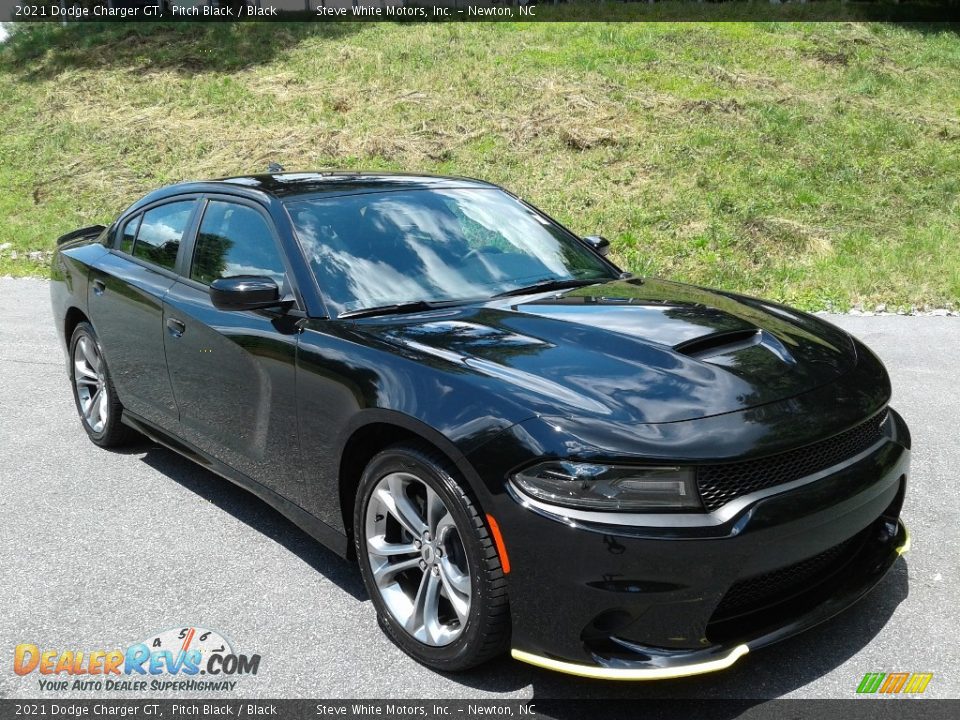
[[190, 201, 286, 287]]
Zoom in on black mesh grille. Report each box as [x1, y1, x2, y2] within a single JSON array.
[[697, 412, 888, 512], [711, 532, 865, 622]]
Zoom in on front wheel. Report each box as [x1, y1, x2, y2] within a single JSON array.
[[354, 443, 510, 671]]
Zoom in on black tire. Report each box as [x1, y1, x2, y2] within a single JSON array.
[[68, 322, 135, 448], [354, 442, 510, 671]]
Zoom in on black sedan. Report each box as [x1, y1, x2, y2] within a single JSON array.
[[50, 172, 910, 679]]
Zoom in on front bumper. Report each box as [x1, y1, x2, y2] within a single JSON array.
[[510, 520, 908, 680], [473, 408, 910, 678]]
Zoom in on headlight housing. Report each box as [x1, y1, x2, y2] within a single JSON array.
[[512, 461, 701, 511]]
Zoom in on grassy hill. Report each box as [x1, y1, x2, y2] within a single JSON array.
[[1, 21, 958, 311]]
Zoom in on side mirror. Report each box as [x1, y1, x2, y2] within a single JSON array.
[[583, 235, 610, 257], [209, 276, 282, 311]]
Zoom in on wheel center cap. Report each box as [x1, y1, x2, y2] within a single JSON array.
[[421, 544, 435, 565]]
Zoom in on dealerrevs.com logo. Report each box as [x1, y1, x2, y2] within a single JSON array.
[[13, 627, 261, 692]]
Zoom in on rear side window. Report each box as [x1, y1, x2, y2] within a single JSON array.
[[190, 201, 285, 286], [133, 201, 195, 271], [119, 215, 140, 254]]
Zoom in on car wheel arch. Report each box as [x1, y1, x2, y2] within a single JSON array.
[[64, 306, 89, 351], [336, 411, 485, 559]]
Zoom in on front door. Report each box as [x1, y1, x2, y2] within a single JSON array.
[[162, 197, 305, 505]]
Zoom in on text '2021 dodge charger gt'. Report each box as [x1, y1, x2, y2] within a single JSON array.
[[51, 172, 910, 679]]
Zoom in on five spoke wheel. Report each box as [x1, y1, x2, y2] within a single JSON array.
[[364, 471, 472, 646]]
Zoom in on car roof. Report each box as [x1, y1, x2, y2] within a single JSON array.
[[118, 172, 507, 227], [214, 171, 500, 200]]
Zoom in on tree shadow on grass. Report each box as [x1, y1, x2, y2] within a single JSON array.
[[0, 20, 361, 81], [888, 22, 960, 37]]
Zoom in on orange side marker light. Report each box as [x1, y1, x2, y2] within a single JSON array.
[[486, 514, 511, 574]]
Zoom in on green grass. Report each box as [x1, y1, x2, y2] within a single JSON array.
[[1, 20, 959, 310]]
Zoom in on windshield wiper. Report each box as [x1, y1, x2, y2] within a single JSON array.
[[338, 279, 604, 318], [338, 299, 468, 320], [493, 277, 603, 298]]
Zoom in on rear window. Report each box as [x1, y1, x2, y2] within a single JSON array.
[[133, 201, 195, 271]]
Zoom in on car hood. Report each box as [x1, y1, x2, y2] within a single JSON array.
[[360, 278, 858, 424]]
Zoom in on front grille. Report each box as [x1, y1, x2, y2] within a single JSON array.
[[697, 411, 888, 512], [711, 532, 865, 622]]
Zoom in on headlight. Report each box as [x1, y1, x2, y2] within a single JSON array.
[[512, 461, 701, 511]]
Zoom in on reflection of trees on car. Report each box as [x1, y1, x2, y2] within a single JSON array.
[[190, 201, 287, 286], [132, 201, 195, 271], [191, 232, 232, 285], [136, 239, 180, 269]]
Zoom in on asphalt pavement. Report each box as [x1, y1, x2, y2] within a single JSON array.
[[0, 277, 957, 700]]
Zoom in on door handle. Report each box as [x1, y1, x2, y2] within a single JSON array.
[[92, 279, 106, 296], [166, 318, 186, 338]]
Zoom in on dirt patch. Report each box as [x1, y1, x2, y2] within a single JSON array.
[[813, 49, 850, 67], [330, 95, 351, 113], [558, 126, 619, 151], [680, 98, 745, 114]]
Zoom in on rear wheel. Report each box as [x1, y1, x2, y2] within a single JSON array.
[[69, 322, 134, 447], [355, 443, 510, 671]]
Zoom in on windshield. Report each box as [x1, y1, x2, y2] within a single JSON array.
[[287, 188, 615, 317]]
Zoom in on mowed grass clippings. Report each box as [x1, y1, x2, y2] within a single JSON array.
[[1, 21, 958, 311]]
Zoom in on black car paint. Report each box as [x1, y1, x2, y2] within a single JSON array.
[[51, 173, 909, 673]]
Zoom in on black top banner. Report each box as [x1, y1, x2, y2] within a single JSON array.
[[2, 0, 960, 23]]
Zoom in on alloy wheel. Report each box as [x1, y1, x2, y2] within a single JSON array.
[[73, 335, 108, 434], [364, 471, 472, 647]]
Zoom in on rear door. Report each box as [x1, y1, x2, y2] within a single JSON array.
[[162, 195, 305, 505], [88, 198, 200, 431]]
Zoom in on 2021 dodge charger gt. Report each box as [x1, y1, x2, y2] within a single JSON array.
[[50, 172, 910, 679]]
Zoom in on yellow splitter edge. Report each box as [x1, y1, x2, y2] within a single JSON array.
[[510, 644, 750, 681]]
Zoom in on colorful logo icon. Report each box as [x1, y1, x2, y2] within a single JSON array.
[[857, 672, 933, 694]]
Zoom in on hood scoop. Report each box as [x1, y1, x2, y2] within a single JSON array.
[[675, 327, 797, 367], [675, 328, 762, 360]]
